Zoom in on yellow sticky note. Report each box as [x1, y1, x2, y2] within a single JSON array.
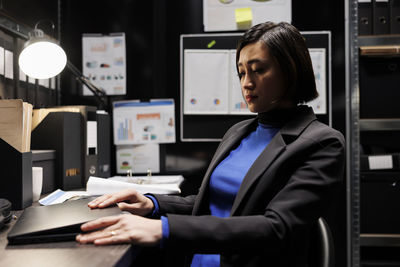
[[235, 7, 252, 30]]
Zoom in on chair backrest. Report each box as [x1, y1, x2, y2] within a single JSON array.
[[309, 217, 335, 267]]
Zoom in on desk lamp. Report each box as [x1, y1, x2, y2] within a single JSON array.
[[18, 21, 108, 110], [18, 21, 66, 80]]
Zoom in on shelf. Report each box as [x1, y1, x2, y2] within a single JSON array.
[[360, 234, 400, 247], [360, 45, 400, 57], [359, 35, 400, 47], [360, 119, 400, 131]]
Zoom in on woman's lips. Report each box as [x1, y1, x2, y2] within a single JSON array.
[[245, 95, 257, 102]]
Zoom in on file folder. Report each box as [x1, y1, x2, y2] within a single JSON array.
[[359, 0, 373, 35], [48, 106, 98, 187], [31, 112, 82, 190], [390, 0, 400, 33], [96, 112, 111, 178], [373, 0, 390, 35]]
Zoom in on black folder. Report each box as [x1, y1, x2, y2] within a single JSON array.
[[55, 106, 98, 186], [390, 0, 400, 33], [96, 112, 111, 178], [31, 112, 82, 191], [373, 0, 390, 35], [359, 0, 373, 35], [7, 197, 121, 245]]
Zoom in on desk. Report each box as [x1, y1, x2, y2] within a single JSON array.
[[0, 209, 137, 267]]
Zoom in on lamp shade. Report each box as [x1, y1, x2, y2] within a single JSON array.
[[18, 30, 67, 79]]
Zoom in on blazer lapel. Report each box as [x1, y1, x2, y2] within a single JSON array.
[[193, 118, 257, 214], [231, 106, 317, 215], [230, 132, 286, 215]]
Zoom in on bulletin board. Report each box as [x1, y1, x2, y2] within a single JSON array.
[[180, 32, 331, 142]]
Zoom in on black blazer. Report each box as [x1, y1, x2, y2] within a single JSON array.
[[153, 106, 345, 267]]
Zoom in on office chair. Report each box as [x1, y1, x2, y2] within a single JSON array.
[[309, 217, 335, 267]]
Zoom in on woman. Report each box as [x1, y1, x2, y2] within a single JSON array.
[[76, 21, 345, 267]]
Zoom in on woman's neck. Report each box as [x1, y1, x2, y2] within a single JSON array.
[[258, 106, 298, 126]]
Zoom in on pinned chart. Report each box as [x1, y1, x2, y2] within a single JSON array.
[[113, 99, 176, 145]]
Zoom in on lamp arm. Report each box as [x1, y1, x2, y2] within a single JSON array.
[[66, 61, 108, 110]]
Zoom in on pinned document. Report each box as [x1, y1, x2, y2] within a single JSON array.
[[113, 99, 176, 145], [116, 143, 160, 174], [235, 7, 253, 30]]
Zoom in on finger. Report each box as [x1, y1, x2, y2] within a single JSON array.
[[93, 234, 129, 245], [81, 215, 121, 232], [88, 194, 113, 208], [97, 189, 139, 208], [116, 202, 133, 212], [76, 229, 111, 244], [77, 223, 122, 244], [117, 202, 148, 216]]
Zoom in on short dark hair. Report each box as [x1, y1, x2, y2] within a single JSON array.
[[236, 21, 318, 104]]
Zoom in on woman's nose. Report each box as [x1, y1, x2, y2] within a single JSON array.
[[242, 74, 254, 89]]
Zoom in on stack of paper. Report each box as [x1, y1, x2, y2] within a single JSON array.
[[0, 99, 32, 152], [87, 176, 183, 195]]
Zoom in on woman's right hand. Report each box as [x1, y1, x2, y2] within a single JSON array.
[[87, 189, 155, 216]]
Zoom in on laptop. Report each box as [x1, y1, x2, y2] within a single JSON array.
[[7, 197, 122, 245]]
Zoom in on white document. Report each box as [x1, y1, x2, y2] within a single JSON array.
[[87, 121, 98, 155], [308, 48, 327, 115], [39, 189, 89, 206], [50, 77, 56, 89], [203, 0, 292, 32], [19, 68, 26, 81], [28, 76, 35, 84], [109, 175, 184, 185], [38, 79, 49, 87], [5, 50, 13, 79], [116, 143, 160, 174], [87, 176, 181, 195], [368, 155, 393, 170], [82, 33, 126, 95], [113, 99, 176, 145], [0, 47, 4, 75], [184, 49, 230, 114]]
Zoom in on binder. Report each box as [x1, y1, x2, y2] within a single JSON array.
[[358, 0, 373, 35], [373, 0, 390, 35], [390, 0, 400, 33], [31, 112, 82, 190], [0, 138, 32, 210], [57, 106, 98, 186], [96, 112, 111, 178]]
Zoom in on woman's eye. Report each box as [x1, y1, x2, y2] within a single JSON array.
[[238, 72, 245, 79]]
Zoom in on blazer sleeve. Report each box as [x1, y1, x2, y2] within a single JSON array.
[[162, 126, 345, 254], [150, 194, 197, 216]]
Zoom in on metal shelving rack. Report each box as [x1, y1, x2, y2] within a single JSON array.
[[346, 0, 361, 266], [347, 1, 400, 266]]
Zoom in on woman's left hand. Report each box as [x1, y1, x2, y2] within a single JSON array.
[[76, 214, 162, 246]]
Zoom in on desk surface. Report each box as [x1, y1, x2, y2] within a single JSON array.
[[0, 210, 137, 267]]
